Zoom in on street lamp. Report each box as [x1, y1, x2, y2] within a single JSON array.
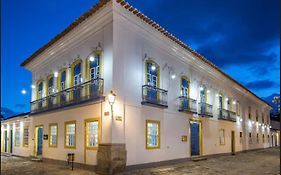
[[108, 91, 116, 119]]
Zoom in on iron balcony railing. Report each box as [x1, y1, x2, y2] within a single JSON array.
[[198, 102, 213, 117], [30, 78, 104, 113], [178, 96, 197, 113], [141, 85, 168, 108], [218, 108, 236, 122]]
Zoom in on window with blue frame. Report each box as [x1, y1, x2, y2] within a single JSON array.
[[38, 81, 43, 99], [181, 77, 189, 110], [74, 63, 82, 86], [60, 71, 66, 91], [200, 86, 206, 113], [89, 54, 100, 96], [48, 76, 54, 95], [219, 94, 223, 116], [89, 54, 100, 80], [73, 62, 82, 100], [146, 61, 159, 103]]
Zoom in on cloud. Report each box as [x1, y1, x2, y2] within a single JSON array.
[[126, 0, 280, 68], [245, 80, 278, 90]]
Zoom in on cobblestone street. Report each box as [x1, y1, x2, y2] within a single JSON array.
[[1, 148, 280, 175]]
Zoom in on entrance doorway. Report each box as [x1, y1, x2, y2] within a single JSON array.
[[190, 120, 202, 156], [231, 131, 235, 155], [35, 126, 43, 156]]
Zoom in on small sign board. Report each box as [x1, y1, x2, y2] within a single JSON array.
[[43, 134, 48, 140], [182, 135, 187, 142], [115, 116, 122, 121], [104, 111, 110, 116]]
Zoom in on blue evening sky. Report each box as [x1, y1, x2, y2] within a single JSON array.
[[1, 0, 280, 116]]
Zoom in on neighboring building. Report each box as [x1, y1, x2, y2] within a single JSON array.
[[1, 0, 273, 174], [270, 115, 280, 147]]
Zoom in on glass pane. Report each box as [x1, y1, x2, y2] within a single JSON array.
[[147, 122, 159, 147], [87, 121, 99, 147]]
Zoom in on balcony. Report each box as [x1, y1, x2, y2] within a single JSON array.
[[218, 108, 236, 122], [198, 102, 213, 117], [178, 96, 197, 113], [141, 85, 168, 108], [30, 78, 104, 114]]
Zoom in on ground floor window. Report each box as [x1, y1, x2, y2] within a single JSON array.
[[262, 134, 265, 143], [65, 121, 76, 148], [23, 126, 29, 147], [85, 119, 99, 149], [257, 134, 259, 143], [146, 120, 160, 149], [49, 124, 58, 147], [15, 126, 20, 147], [249, 133, 252, 144]]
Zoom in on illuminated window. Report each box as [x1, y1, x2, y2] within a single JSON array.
[[146, 120, 160, 149], [15, 125, 20, 147], [23, 126, 29, 147], [65, 121, 76, 148], [85, 119, 99, 149], [49, 124, 58, 147]]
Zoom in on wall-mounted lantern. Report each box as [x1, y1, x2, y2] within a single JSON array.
[[108, 91, 116, 119]]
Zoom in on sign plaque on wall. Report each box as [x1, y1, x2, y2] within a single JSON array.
[[182, 135, 187, 142], [43, 134, 48, 140], [115, 116, 122, 121]]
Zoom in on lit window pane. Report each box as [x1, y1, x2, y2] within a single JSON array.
[[86, 121, 99, 148], [66, 123, 76, 147], [50, 125, 57, 146], [146, 121, 160, 148]]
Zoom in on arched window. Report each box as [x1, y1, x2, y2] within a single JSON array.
[[37, 80, 44, 109], [145, 60, 160, 102], [60, 70, 67, 90], [57, 68, 67, 104], [37, 81, 43, 100], [199, 85, 206, 103], [145, 60, 160, 88], [87, 52, 101, 80], [71, 59, 82, 100], [181, 76, 190, 97], [74, 63, 81, 86], [46, 74, 54, 96], [218, 93, 224, 110]]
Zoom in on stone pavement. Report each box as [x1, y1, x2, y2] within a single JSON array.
[[1, 147, 280, 175]]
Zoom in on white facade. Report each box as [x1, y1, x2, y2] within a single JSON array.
[[1, 0, 273, 167]]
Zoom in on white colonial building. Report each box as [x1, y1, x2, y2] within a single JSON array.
[[1, 0, 273, 174]]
